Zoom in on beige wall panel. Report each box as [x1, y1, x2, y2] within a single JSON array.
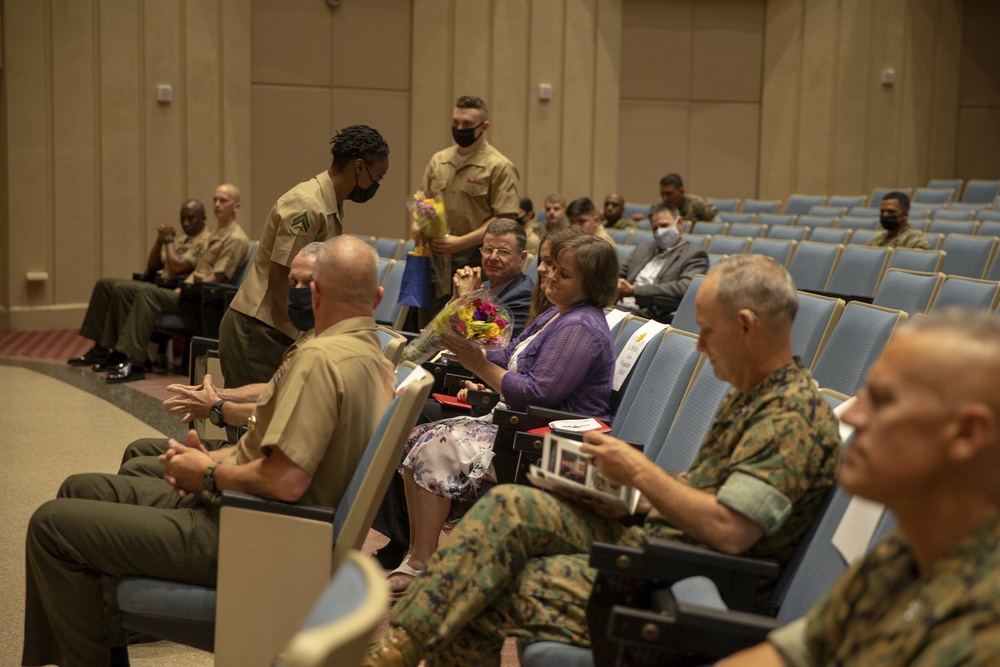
[[51, 0, 99, 304], [5, 1, 52, 311], [955, 108, 1000, 180], [689, 103, 760, 199], [829, 0, 872, 195], [691, 0, 765, 103], [410, 0, 453, 188], [592, 0, 623, 199], [928, 0, 962, 178], [561, 0, 597, 199], [144, 0, 185, 251], [959, 0, 1000, 107], [185, 0, 223, 201], [794, 0, 837, 195], [489, 0, 531, 187], [99, 0, 144, 278], [525, 0, 565, 200], [251, 0, 331, 87], [222, 0, 253, 225], [895, 0, 937, 186], [453, 0, 492, 101], [620, 0, 693, 100], [330, 88, 412, 239], [332, 0, 410, 92], [617, 100, 690, 204], [759, 0, 803, 197], [249, 85, 331, 240], [864, 0, 906, 187]]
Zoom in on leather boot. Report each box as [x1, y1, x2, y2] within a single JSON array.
[[360, 627, 423, 667]]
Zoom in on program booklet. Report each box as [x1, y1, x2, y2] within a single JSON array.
[[527, 433, 642, 514]]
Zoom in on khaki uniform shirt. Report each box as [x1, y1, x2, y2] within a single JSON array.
[[595, 225, 617, 247], [866, 225, 931, 249], [678, 193, 719, 223], [421, 141, 520, 238], [770, 515, 1000, 666], [161, 226, 212, 278], [191, 222, 251, 283], [230, 171, 344, 338], [228, 315, 395, 508], [643, 360, 842, 569]]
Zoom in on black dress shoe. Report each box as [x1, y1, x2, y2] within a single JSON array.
[[68, 345, 109, 367], [93, 351, 127, 373], [107, 359, 146, 383], [373, 540, 408, 570]]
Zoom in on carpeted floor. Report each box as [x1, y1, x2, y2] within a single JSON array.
[[1, 330, 523, 666]]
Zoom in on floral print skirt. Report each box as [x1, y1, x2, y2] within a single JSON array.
[[400, 412, 498, 503]]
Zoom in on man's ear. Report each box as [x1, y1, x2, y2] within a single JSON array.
[[947, 403, 997, 463], [373, 285, 385, 311], [737, 308, 758, 335], [481, 119, 490, 132], [310, 280, 321, 313]]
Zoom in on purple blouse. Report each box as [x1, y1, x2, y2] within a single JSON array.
[[486, 301, 615, 419]]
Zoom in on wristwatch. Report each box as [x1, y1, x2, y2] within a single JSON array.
[[209, 399, 227, 427], [203, 463, 219, 494]]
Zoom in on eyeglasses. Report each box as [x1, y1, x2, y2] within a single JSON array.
[[480, 247, 515, 258]]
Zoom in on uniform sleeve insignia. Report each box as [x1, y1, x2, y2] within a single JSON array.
[[290, 213, 311, 236]]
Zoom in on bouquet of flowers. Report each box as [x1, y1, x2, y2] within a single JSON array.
[[407, 191, 449, 256], [401, 288, 512, 364]]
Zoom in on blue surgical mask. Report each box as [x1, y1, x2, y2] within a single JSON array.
[[286, 286, 315, 331]]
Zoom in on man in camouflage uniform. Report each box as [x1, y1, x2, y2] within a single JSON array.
[[865, 190, 931, 249], [724, 309, 1000, 666], [633, 172, 719, 223], [602, 192, 638, 230], [362, 254, 841, 667]]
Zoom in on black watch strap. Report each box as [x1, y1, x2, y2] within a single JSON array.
[[209, 399, 227, 427]]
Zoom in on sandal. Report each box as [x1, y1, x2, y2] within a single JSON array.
[[386, 555, 422, 600]]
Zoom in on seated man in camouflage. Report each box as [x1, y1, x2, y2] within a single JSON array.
[[865, 190, 930, 249], [362, 254, 842, 666], [721, 308, 1000, 666]]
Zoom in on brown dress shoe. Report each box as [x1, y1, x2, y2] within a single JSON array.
[[360, 627, 423, 667]]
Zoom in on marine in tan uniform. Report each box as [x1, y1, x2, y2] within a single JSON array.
[[361, 254, 841, 667], [865, 191, 931, 249], [105, 184, 252, 383], [725, 309, 1000, 666], [68, 199, 211, 369], [221, 125, 390, 387], [414, 96, 520, 325], [21, 236, 396, 667]]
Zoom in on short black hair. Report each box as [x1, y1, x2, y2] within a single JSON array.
[[659, 173, 684, 188], [330, 125, 390, 169], [519, 196, 534, 214], [566, 197, 597, 217], [881, 191, 910, 212]]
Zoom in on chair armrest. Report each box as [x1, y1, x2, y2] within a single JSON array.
[[607, 598, 780, 660], [220, 490, 335, 524], [590, 537, 780, 612], [467, 389, 499, 417], [423, 360, 473, 393]]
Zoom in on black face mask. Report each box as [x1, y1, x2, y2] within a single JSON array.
[[348, 162, 380, 204], [880, 214, 899, 231], [286, 286, 315, 331], [452, 122, 484, 148]]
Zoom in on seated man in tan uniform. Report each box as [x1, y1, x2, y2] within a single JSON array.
[[21, 235, 396, 667]]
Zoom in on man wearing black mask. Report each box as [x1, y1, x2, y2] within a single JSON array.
[[221, 125, 390, 387], [866, 191, 930, 249], [412, 96, 520, 327]]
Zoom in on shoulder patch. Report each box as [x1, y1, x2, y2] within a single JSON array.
[[290, 213, 311, 236]]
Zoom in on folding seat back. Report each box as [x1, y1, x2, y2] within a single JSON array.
[[811, 302, 906, 395], [872, 269, 943, 315], [747, 238, 796, 267], [825, 245, 891, 299], [939, 233, 998, 279], [792, 292, 844, 367], [929, 275, 1000, 312], [786, 241, 842, 293], [784, 194, 826, 216]]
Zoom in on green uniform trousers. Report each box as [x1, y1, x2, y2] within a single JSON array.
[[218, 308, 294, 388], [22, 473, 219, 667], [113, 284, 183, 363], [78, 278, 161, 350], [117, 436, 233, 478], [391, 484, 642, 667]]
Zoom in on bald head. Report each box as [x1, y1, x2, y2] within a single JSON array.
[[311, 236, 382, 331], [180, 200, 207, 236]]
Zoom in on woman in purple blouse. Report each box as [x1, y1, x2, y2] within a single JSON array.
[[389, 231, 619, 595]]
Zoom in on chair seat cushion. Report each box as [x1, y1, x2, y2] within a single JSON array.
[[116, 577, 216, 622]]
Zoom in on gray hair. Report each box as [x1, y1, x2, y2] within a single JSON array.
[[709, 254, 798, 322], [296, 241, 326, 263], [485, 218, 527, 253], [899, 308, 1000, 342]]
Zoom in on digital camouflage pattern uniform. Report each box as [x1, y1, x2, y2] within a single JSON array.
[[604, 216, 640, 230], [769, 515, 1000, 666], [390, 360, 841, 666], [677, 193, 719, 223], [865, 225, 931, 249]]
